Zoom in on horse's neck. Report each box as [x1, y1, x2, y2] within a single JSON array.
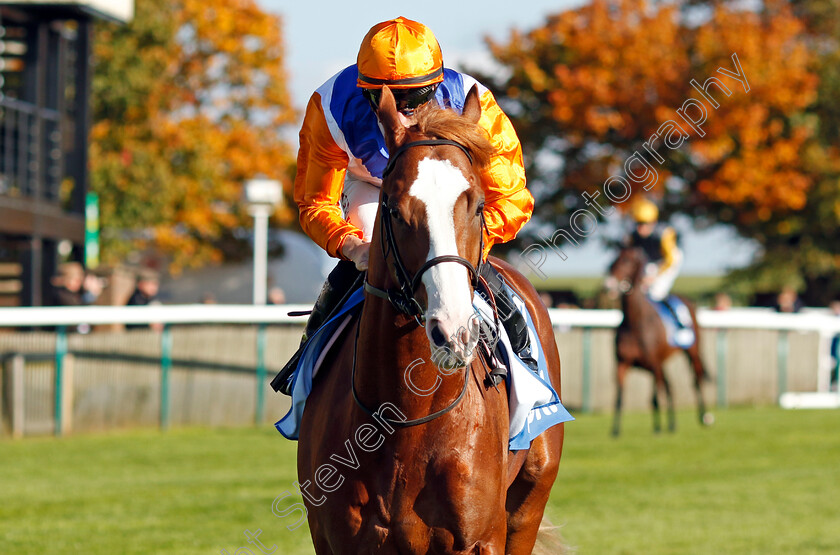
[[622, 282, 652, 313], [351, 247, 460, 414], [353, 295, 465, 417]]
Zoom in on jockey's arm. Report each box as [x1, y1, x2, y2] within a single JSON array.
[[476, 90, 534, 259], [658, 226, 681, 275], [294, 92, 364, 260]]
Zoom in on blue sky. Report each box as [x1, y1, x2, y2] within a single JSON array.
[[256, 0, 758, 276], [257, 0, 587, 107]]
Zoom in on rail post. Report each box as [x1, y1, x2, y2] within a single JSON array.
[[160, 324, 173, 430], [716, 329, 727, 407], [54, 327, 67, 436], [582, 327, 592, 413], [777, 330, 789, 399], [255, 323, 267, 425], [6, 354, 25, 438]]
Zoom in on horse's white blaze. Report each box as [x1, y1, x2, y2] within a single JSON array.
[[409, 158, 478, 362]]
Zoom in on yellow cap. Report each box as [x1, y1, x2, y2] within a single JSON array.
[[632, 199, 659, 223], [356, 17, 444, 90]]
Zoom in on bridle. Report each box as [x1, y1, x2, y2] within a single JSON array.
[[363, 139, 486, 324], [353, 138, 488, 428]]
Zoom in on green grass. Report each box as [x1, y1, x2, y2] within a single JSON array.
[[1, 407, 839, 554], [549, 407, 840, 554]]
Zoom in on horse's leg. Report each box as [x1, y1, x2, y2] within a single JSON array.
[[505, 425, 564, 555], [686, 346, 713, 426], [490, 258, 565, 553], [647, 363, 676, 433], [311, 533, 333, 555], [650, 381, 661, 434], [612, 361, 630, 437], [657, 367, 676, 433]]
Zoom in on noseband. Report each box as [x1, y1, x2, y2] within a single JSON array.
[[364, 139, 485, 322]]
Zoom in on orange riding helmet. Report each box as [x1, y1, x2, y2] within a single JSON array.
[[357, 17, 444, 90]]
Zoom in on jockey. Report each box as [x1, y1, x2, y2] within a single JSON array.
[[273, 17, 536, 393], [626, 198, 689, 327]]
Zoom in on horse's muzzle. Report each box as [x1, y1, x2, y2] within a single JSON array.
[[426, 315, 480, 370]]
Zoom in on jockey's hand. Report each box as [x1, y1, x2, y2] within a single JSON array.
[[342, 236, 371, 271]]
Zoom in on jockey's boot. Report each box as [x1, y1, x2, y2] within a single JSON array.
[[270, 261, 362, 395], [662, 297, 688, 328], [479, 264, 539, 373]]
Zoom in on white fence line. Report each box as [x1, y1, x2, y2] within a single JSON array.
[[0, 304, 315, 326], [0, 305, 837, 431], [1, 304, 839, 333], [546, 307, 839, 397], [549, 307, 840, 333]]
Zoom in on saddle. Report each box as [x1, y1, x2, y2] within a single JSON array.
[[650, 295, 696, 348], [274, 281, 573, 449]]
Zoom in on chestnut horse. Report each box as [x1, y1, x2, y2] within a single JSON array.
[[606, 246, 712, 437], [296, 86, 566, 554]]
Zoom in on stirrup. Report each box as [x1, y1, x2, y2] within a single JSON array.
[[663, 300, 687, 329], [271, 342, 306, 395], [478, 265, 539, 374], [516, 344, 540, 374]]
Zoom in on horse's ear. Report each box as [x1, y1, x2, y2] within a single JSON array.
[[375, 86, 405, 151], [462, 85, 481, 124]]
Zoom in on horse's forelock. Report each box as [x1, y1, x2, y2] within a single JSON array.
[[411, 103, 495, 169]]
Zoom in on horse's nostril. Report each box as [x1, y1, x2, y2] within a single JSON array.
[[430, 324, 447, 348]]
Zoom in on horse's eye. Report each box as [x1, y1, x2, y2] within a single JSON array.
[[389, 207, 402, 222], [476, 202, 485, 217]]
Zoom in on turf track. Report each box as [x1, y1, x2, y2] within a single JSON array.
[[1, 406, 838, 554]]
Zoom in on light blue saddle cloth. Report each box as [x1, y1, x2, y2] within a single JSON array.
[[275, 287, 573, 450], [650, 295, 696, 349]]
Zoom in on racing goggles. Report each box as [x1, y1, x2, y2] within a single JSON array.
[[364, 84, 439, 115]]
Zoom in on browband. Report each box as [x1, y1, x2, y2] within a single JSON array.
[[382, 139, 473, 178]]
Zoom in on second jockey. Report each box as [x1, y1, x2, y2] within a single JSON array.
[[625, 198, 690, 329]]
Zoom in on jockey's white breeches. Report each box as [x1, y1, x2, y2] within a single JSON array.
[[340, 174, 380, 242], [645, 251, 683, 301]]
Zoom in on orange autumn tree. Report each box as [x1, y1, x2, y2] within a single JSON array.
[[479, 0, 832, 298], [90, 0, 297, 271]]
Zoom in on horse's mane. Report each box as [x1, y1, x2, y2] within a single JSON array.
[[411, 102, 495, 169]]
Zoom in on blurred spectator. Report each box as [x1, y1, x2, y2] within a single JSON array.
[[48, 262, 104, 333], [127, 269, 159, 306], [201, 292, 217, 304], [49, 262, 102, 307], [774, 286, 803, 313], [126, 269, 163, 331], [713, 292, 732, 311], [830, 299, 840, 391], [268, 287, 287, 305], [538, 291, 553, 308]]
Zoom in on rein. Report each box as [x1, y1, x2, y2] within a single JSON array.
[[349, 317, 472, 428], [353, 138, 485, 427]]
